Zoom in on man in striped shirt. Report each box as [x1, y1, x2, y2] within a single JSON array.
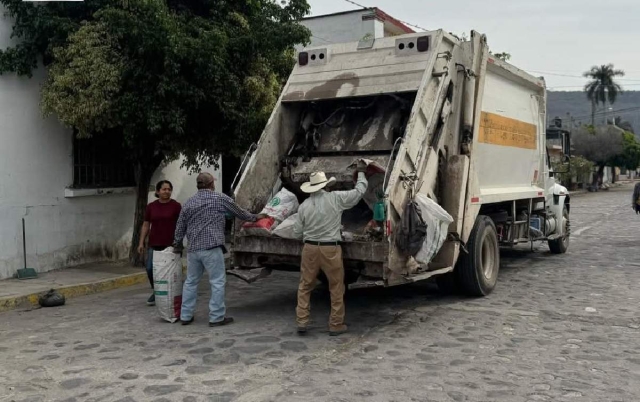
[[173, 172, 262, 327]]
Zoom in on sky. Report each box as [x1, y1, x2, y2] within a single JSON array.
[[306, 0, 640, 92]]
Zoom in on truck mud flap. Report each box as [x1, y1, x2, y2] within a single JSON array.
[[227, 267, 272, 284]]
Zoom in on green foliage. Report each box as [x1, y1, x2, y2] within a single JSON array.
[[572, 125, 623, 165], [552, 155, 593, 186], [1, 0, 311, 261], [1, 0, 312, 166], [611, 131, 640, 170], [493, 52, 511, 62]]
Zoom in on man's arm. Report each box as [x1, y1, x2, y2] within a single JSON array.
[[292, 207, 305, 240], [333, 172, 368, 210], [173, 207, 188, 247], [221, 193, 258, 222]]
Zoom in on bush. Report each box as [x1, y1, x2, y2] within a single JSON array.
[[552, 156, 594, 188]]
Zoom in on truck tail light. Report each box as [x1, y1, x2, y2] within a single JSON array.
[[417, 36, 430, 52], [298, 52, 308, 66]]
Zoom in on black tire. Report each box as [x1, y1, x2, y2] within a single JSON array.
[[548, 206, 570, 254], [456, 215, 500, 296]]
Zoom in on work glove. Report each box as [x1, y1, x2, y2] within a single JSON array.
[[172, 243, 184, 254]]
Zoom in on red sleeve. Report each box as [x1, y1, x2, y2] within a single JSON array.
[[174, 202, 182, 221], [144, 203, 152, 222]]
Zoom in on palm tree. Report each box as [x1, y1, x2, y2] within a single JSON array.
[[583, 64, 625, 126]]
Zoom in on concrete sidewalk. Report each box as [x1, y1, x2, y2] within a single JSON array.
[[0, 261, 148, 312], [1, 246, 233, 312]]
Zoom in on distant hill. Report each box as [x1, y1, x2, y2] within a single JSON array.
[[547, 90, 640, 133]]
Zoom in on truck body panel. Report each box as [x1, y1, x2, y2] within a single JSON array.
[[230, 29, 570, 291]]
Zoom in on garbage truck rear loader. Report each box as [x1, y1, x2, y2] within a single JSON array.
[[229, 30, 570, 296]]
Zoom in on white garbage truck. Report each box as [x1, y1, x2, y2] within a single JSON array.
[[229, 30, 570, 296]]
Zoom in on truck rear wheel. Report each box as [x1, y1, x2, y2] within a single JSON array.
[[456, 215, 499, 296]]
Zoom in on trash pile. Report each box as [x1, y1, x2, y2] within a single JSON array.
[[241, 188, 299, 236]]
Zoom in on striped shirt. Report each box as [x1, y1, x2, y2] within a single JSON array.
[[174, 190, 257, 252]]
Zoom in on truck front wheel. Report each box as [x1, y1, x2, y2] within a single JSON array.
[[456, 215, 500, 296], [548, 206, 570, 254]]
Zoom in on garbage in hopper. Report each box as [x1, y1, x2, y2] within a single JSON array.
[[271, 213, 302, 240], [241, 187, 299, 236]]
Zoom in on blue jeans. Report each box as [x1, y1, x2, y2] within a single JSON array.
[[146, 248, 154, 289], [180, 248, 226, 323]]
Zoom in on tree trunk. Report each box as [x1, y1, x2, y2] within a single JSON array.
[[611, 166, 616, 184], [592, 164, 605, 187], [591, 99, 596, 126], [130, 158, 163, 265]]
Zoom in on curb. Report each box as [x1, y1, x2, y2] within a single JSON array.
[[0, 272, 148, 313], [0, 265, 192, 313]]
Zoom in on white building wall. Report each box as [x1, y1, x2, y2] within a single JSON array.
[[149, 160, 221, 204], [0, 63, 137, 278], [0, 8, 220, 279], [300, 11, 383, 48]]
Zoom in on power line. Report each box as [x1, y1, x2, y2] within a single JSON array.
[[529, 70, 637, 80], [548, 84, 640, 89], [572, 106, 640, 118], [568, 106, 640, 121], [312, 34, 333, 44], [528, 70, 640, 82], [343, 0, 368, 9], [340, 0, 429, 31], [527, 68, 640, 75]]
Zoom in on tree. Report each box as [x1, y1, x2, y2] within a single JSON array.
[[614, 116, 635, 133], [583, 64, 625, 126], [552, 155, 593, 190], [493, 52, 511, 62], [610, 131, 640, 173], [0, 0, 311, 263], [572, 125, 624, 186]]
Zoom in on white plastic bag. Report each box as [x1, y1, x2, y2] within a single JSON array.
[[260, 188, 299, 222], [153, 247, 183, 323], [414, 194, 454, 265], [271, 213, 302, 240]]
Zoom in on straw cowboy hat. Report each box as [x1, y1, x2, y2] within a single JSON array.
[[300, 171, 336, 193]]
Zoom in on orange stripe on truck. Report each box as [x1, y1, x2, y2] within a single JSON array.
[[479, 112, 537, 150]]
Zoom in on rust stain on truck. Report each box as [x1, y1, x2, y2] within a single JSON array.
[[283, 73, 360, 101]]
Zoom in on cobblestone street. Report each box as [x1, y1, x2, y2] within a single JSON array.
[[1, 186, 639, 402]]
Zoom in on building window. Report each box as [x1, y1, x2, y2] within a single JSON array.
[[72, 132, 136, 188]]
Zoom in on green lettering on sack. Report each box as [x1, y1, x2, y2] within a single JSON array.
[[154, 291, 169, 295], [155, 280, 168, 284]]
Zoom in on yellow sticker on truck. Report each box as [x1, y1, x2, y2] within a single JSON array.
[[479, 112, 537, 150]]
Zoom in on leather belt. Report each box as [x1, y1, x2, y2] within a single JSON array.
[[304, 241, 341, 246]]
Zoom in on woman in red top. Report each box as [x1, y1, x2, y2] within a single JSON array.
[[138, 180, 182, 306]]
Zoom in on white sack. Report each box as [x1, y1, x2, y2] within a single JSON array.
[[414, 194, 454, 265], [271, 213, 302, 240], [153, 247, 183, 323], [260, 188, 299, 222]]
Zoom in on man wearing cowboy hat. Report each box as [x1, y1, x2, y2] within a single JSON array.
[[293, 167, 368, 336]]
